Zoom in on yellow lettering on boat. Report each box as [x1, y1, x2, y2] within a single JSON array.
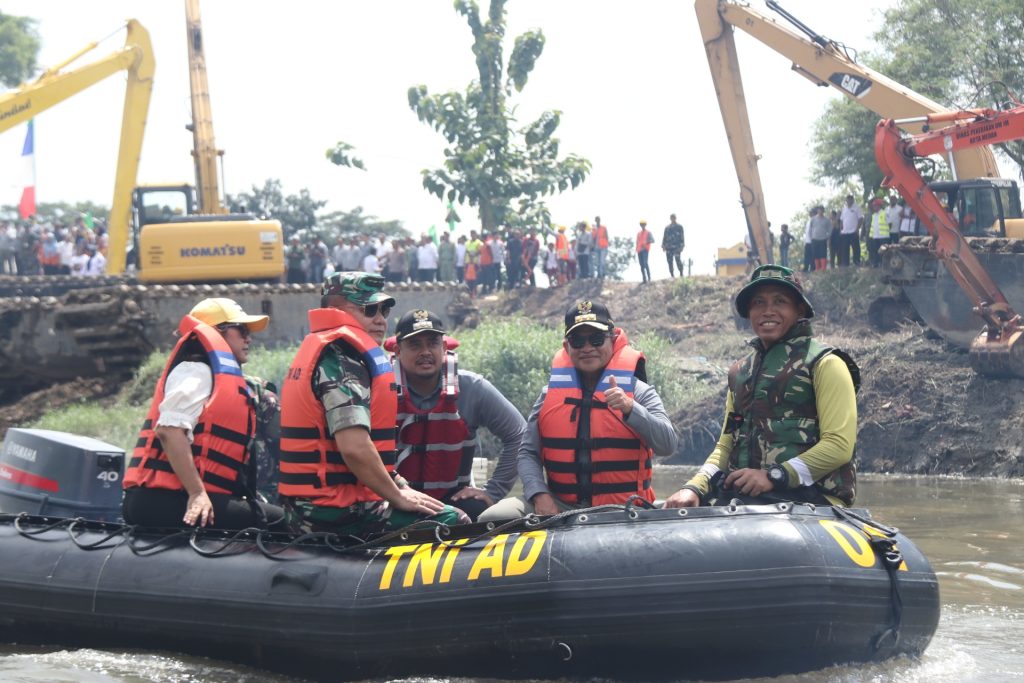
[[439, 538, 469, 583], [403, 543, 447, 588], [862, 525, 908, 571], [379, 544, 418, 590], [820, 520, 875, 568], [504, 530, 547, 576], [468, 535, 508, 580]]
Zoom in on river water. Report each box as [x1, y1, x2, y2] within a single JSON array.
[[0, 470, 1021, 683]]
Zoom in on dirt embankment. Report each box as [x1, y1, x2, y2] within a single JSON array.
[[478, 271, 1024, 478]]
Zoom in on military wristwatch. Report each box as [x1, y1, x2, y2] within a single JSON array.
[[766, 463, 789, 489]]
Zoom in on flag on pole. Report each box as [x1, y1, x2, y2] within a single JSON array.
[[445, 201, 460, 232], [428, 224, 438, 245], [18, 120, 36, 219]]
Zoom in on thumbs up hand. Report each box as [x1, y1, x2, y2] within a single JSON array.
[[603, 375, 634, 417]]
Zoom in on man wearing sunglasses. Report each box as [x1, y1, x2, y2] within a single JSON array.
[[390, 309, 526, 521], [124, 298, 285, 530], [480, 301, 678, 521], [279, 272, 460, 535]]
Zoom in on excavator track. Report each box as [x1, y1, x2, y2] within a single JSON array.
[[876, 238, 1024, 348], [0, 280, 477, 406]]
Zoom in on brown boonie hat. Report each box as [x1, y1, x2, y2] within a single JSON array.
[[734, 265, 814, 319]]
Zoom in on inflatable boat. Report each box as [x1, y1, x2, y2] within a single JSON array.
[[0, 428, 939, 680], [0, 502, 937, 681]]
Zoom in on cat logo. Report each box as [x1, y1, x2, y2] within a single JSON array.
[[828, 72, 872, 98]]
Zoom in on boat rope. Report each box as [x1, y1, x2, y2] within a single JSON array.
[[13, 512, 80, 537], [832, 507, 904, 651], [67, 518, 130, 550]]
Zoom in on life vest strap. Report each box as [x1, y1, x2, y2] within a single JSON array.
[[549, 479, 651, 496], [540, 436, 642, 451], [278, 471, 359, 489], [192, 422, 251, 446], [544, 457, 652, 474]]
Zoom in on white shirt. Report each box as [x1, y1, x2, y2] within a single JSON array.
[[455, 243, 467, 267], [885, 205, 903, 231], [85, 251, 107, 276], [900, 207, 917, 234], [417, 242, 439, 269], [155, 361, 213, 442], [58, 240, 75, 267], [840, 205, 863, 234], [803, 220, 814, 244], [70, 253, 89, 276], [362, 254, 380, 273]]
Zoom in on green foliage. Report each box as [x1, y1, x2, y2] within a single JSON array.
[[325, 141, 366, 171], [875, 0, 1024, 178], [0, 12, 39, 88], [317, 207, 410, 243], [31, 402, 146, 455], [226, 179, 326, 239], [455, 319, 562, 416], [604, 236, 634, 281], [408, 0, 591, 232], [810, 99, 885, 201]]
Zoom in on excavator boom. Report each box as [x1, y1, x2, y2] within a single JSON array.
[[0, 20, 154, 275], [184, 0, 225, 214], [695, 0, 999, 265], [875, 105, 1024, 377]]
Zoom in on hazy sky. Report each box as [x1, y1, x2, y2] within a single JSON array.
[[0, 0, 911, 277]]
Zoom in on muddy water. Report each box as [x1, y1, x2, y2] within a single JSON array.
[[0, 471, 1020, 683]]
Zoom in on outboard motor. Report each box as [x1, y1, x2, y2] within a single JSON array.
[[0, 428, 124, 522]]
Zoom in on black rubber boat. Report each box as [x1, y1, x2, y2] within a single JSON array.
[[0, 498, 938, 681]]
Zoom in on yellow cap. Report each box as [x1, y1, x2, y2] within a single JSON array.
[[189, 298, 269, 332], [558, 225, 567, 232], [639, 219, 647, 225]]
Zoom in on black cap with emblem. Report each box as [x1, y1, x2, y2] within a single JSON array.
[[564, 300, 614, 336], [395, 309, 447, 343]]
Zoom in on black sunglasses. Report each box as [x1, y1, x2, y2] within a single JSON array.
[[567, 330, 608, 349], [361, 302, 393, 319], [217, 323, 251, 339]]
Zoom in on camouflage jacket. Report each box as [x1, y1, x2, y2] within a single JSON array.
[[728, 320, 858, 505], [245, 375, 281, 504]]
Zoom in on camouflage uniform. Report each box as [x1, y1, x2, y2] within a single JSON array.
[[728, 319, 859, 505], [245, 375, 281, 504]]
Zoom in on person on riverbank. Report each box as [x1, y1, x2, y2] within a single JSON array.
[[480, 301, 678, 521], [389, 309, 526, 521], [665, 265, 859, 509], [123, 298, 285, 529], [277, 272, 461, 534]]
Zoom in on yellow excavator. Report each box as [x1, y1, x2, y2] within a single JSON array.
[[696, 0, 1024, 353], [0, 3, 283, 282]]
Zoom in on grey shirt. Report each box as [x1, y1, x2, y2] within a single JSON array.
[[401, 369, 526, 501], [518, 378, 679, 502], [809, 215, 832, 241]]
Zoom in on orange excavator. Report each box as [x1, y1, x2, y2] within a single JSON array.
[[875, 104, 1024, 378]]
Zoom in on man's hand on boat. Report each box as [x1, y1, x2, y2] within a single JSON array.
[[665, 468, 776, 508], [184, 490, 215, 526], [392, 487, 447, 515], [663, 488, 700, 508], [531, 493, 560, 517], [450, 486, 495, 507]]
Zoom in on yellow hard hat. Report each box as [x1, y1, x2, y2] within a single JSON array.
[[558, 225, 566, 232], [639, 219, 647, 225]]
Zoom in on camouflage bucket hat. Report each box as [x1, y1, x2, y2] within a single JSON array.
[[734, 264, 814, 319], [321, 271, 396, 306]]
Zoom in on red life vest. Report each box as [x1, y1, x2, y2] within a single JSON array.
[[277, 308, 398, 508], [636, 229, 652, 253], [595, 225, 609, 249], [124, 315, 254, 496], [538, 330, 655, 506], [394, 349, 473, 500], [556, 233, 569, 259]]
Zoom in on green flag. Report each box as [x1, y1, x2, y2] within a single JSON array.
[[428, 224, 438, 245], [83, 212, 94, 230], [445, 201, 460, 232]]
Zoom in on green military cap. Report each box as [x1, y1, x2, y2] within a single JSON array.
[[734, 264, 815, 319], [321, 271, 396, 306]]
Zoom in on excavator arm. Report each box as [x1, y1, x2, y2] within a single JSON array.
[[875, 106, 1024, 377], [695, 0, 999, 265], [0, 20, 154, 275], [184, 0, 225, 214]]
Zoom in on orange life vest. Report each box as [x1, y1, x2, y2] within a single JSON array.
[[479, 241, 494, 266], [538, 330, 654, 506], [636, 229, 652, 253], [394, 349, 473, 499], [595, 225, 609, 249], [278, 308, 398, 508], [124, 315, 255, 496], [556, 233, 569, 260]]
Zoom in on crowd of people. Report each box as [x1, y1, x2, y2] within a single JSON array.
[[762, 194, 922, 272], [123, 264, 858, 534], [0, 216, 109, 277], [283, 213, 689, 294]]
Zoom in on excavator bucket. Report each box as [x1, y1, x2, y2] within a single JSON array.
[[970, 328, 1024, 378]]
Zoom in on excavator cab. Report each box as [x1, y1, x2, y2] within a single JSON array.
[[929, 179, 1023, 237]]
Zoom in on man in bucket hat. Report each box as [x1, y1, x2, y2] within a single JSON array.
[[480, 300, 677, 521], [278, 272, 461, 534], [123, 298, 285, 530], [665, 265, 860, 509]]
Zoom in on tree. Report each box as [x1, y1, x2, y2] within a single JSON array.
[[317, 206, 409, 243], [604, 237, 634, 281], [325, 141, 366, 171], [226, 179, 326, 239], [874, 0, 1024, 179], [407, 0, 590, 232], [810, 98, 887, 203], [0, 12, 39, 88]]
